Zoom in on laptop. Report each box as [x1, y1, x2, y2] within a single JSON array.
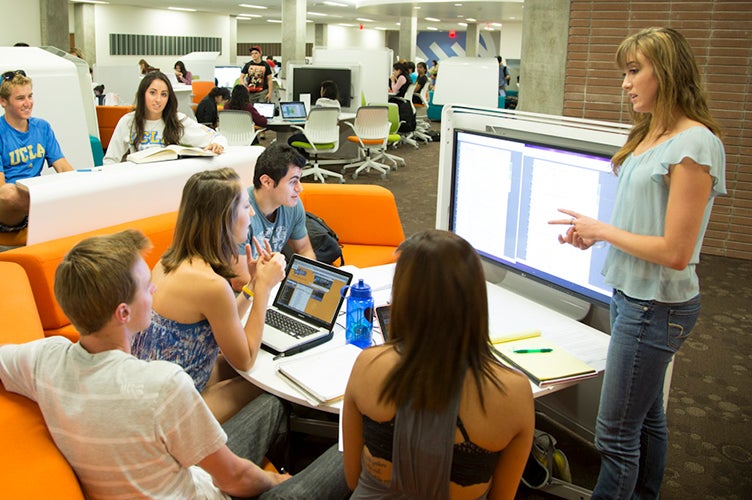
[[253, 102, 275, 119], [279, 101, 308, 122], [261, 254, 353, 356]]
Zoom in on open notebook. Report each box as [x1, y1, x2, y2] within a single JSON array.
[[492, 336, 597, 387]]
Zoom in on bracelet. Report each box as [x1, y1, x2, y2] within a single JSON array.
[[241, 285, 255, 300]]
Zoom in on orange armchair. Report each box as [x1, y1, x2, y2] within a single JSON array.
[[299, 183, 405, 268], [192, 80, 215, 104], [95, 105, 134, 151]]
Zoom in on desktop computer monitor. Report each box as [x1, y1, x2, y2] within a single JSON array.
[[449, 129, 620, 307], [215, 66, 242, 88]]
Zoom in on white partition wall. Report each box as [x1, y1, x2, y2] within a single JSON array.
[[313, 47, 392, 106], [432, 57, 499, 109], [181, 51, 219, 82], [0, 47, 94, 169]]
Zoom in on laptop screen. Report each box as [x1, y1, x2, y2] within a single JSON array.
[[253, 102, 275, 118], [280, 101, 307, 120], [273, 255, 352, 328]]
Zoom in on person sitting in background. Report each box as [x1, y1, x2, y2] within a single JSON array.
[[231, 144, 315, 291], [314, 80, 341, 111], [429, 59, 439, 90], [407, 60, 417, 84], [343, 230, 535, 499], [413, 62, 428, 104], [389, 61, 410, 98], [0, 70, 73, 233], [0, 229, 350, 499], [131, 168, 286, 422], [137, 58, 159, 75], [68, 47, 83, 59], [173, 60, 192, 85], [103, 72, 226, 164], [225, 83, 268, 129], [195, 86, 230, 129]]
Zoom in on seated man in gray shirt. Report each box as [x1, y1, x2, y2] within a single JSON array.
[[0, 230, 349, 499]]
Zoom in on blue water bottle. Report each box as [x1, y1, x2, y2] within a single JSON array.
[[342, 279, 373, 349]]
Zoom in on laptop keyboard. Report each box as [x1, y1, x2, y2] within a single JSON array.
[[266, 309, 318, 338]]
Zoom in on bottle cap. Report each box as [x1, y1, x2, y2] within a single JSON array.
[[350, 279, 372, 299]]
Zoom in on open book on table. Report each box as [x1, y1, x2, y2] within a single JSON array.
[[276, 343, 362, 405], [492, 336, 597, 387], [126, 145, 216, 164]]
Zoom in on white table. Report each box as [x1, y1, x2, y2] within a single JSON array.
[[20, 146, 264, 245], [239, 263, 609, 414]]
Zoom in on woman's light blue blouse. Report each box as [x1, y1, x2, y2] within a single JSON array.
[[602, 126, 726, 302]]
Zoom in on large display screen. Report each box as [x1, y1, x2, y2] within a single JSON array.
[[291, 67, 352, 108], [450, 129, 619, 306]]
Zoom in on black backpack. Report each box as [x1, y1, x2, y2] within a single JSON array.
[[283, 212, 344, 266], [389, 97, 416, 133]]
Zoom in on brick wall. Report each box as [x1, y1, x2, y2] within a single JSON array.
[[565, 0, 752, 260]]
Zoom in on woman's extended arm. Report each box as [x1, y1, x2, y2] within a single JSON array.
[[550, 159, 712, 270]]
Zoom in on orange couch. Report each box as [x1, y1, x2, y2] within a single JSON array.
[[0, 262, 85, 498], [299, 183, 405, 268], [95, 105, 134, 151], [0, 212, 177, 342]]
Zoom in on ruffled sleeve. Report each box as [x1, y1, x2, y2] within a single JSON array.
[[650, 126, 726, 197]]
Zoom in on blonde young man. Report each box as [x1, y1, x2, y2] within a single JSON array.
[[0, 230, 349, 499], [0, 70, 73, 232]]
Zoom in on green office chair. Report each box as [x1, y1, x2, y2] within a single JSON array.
[[289, 107, 345, 183]]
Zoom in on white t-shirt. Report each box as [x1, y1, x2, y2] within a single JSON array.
[[0, 337, 229, 499], [103, 111, 228, 164]]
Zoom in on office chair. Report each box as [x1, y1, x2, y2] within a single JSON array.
[[341, 106, 391, 180], [289, 107, 345, 183], [217, 110, 266, 146], [392, 84, 429, 147], [377, 103, 406, 169]]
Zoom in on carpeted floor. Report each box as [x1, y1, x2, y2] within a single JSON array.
[[289, 119, 752, 498]]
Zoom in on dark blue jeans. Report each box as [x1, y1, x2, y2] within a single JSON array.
[[592, 290, 700, 499]]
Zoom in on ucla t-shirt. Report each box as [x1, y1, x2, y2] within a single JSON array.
[[0, 116, 64, 184]]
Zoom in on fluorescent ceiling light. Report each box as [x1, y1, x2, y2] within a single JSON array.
[[324, 1, 348, 7], [338, 23, 356, 27], [238, 14, 262, 18], [267, 19, 282, 23], [491, 22, 502, 27], [72, 0, 109, 4], [356, 18, 374, 22], [425, 17, 440, 22], [426, 27, 438, 31], [168, 6, 196, 11], [466, 17, 477, 22], [239, 3, 267, 9], [308, 11, 328, 16], [375, 27, 387, 31], [458, 22, 467, 26]]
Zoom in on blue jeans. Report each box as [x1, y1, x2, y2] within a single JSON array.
[[592, 290, 700, 500], [223, 394, 350, 500]]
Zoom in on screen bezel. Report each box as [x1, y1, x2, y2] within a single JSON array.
[[449, 127, 618, 308]]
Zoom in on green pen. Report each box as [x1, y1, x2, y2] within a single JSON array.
[[513, 348, 553, 354]]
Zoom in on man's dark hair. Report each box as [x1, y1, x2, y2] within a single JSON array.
[[253, 144, 306, 189], [208, 86, 231, 100]]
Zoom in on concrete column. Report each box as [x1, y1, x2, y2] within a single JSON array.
[[398, 14, 416, 62], [73, 3, 96, 65], [518, 0, 570, 114], [465, 23, 479, 57], [281, 0, 306, 79], [315, 23, 327, 48], [386, 30, 400, 61], [40, 0, 69, 51], [229, 15, 238, 65]]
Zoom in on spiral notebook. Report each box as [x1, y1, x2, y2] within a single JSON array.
[[276, 344, 362, 404], [492, 337, 597, 387]]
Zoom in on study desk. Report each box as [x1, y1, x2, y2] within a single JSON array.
[[264, 112, 356, 143], [239, 263, 609, 414], [19, 146, 263, 245]]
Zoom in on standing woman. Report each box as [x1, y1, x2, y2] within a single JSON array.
[[104, 72, 226, 164], [131, 167, 286, 422], [343, 230, 535, 499], [173, 60, 192, 85], [550, 27, 726, 498]]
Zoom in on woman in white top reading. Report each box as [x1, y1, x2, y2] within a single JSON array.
[[103, 72, 227, 164]]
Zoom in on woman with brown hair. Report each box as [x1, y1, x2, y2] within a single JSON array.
[[343, 230, 535, 499]]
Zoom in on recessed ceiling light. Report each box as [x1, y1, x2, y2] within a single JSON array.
[[308, 11, 328, 16], [168, 6, 196, 11], [425, 17, 440, 22], [267, 19, 282, 23], [238, 14, 262, 18], [426, 27, 438, 31], [239, 3, 267, 9], [458, 22, 467, 27], [491, 22, 502, 27], [375, 27, 387, 31], [356, 18, 374, 22], [338, 23, 356, 27], [466, 17, 477, 22], [72, 0, 109, 4], [324, 1, 348, 7]]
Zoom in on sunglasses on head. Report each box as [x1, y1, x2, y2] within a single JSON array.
[[2, 70, 27, 82]]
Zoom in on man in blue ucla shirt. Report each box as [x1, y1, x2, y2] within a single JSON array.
[[0, 70, 73, 232]]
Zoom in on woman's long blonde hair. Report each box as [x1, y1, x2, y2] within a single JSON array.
[[612, 27, 721, 171]]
